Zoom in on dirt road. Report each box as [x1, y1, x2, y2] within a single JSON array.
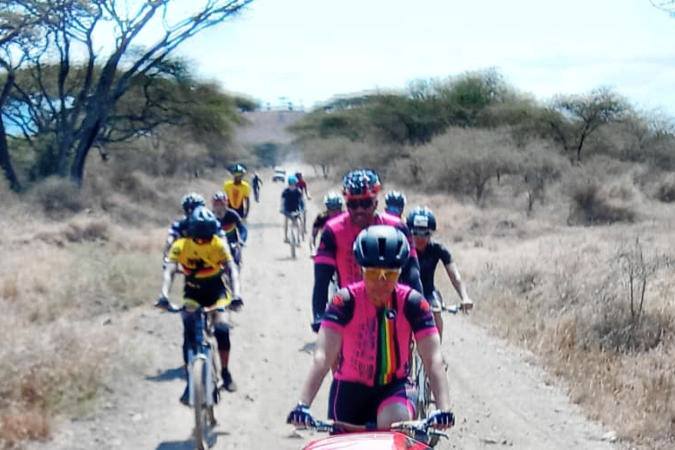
[[31, 180, 620, 450]]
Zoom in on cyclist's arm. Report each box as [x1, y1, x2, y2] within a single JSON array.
[[312, 227, 338, 319], [161, 262, 177, 298], [444, 262, 471, 305], [402, 256, 423, 293], [298, 326, 342, 406], [243, 197, 250, 218], [417, 333, 451, 411], [227, 259, 241, 298]]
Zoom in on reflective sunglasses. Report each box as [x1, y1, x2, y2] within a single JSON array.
[[362, 267, 401, 282], [346, 198, 375, 209]]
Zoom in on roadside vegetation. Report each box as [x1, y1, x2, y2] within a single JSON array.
[[2, 3, 674, 447], [291, 70, 675, 448]]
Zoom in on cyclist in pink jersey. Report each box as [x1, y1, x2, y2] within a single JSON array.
[[311, 169, 422, 332], [287, 226, 453, 432]]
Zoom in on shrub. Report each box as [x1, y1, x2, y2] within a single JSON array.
[[567, 179, 636, 225], [63, 220, 110, 243], [656, 177, 675, 203], [29, 177, 85, 218]]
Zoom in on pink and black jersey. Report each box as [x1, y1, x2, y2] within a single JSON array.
[[314, 212, 417, 287], [322, 282, 437, 387]]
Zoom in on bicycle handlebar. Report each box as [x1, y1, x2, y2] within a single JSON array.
[[304, 417, 449, 439]]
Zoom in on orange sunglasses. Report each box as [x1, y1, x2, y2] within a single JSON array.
[[362, 267, 401, 282]]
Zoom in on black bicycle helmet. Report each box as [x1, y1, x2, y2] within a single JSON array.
[[181, 192, 206, 215], [384, 191, 406, 214], [342, 169, 382, 197], [406, 206, 437, 232], [188, 206, 220, 240], [353, 225, 410, 269]]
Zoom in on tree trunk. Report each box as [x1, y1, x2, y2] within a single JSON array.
[[0, 118, 21, 191], [70, 116, 103, 185]]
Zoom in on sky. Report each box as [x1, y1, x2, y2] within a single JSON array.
[[132, 0, 675, 113]]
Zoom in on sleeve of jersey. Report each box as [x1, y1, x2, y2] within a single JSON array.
[[404, 290, 438, 340], [396, 222, 417, 258], [321, 289, 354, 332], [167, 240, 183, 263], [314, 226, 337, 267], [168, 220, 182, 237], [439, 243, 453, 265]]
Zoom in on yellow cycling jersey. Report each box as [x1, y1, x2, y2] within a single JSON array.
[[168, 236, 232, 279], [223, 180, 251, 209]]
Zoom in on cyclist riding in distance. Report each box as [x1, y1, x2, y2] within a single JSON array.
[[295, 171, 310, 233], [281, 175, 305, 243], [211, 192, 248, 267], [406, 206, 473, 338], [156, 206, 243, 395], [383, 191, 407, 221], [311, 169, 423, 332], [223, 163, 251, 219], [310, 192, 343, 253], [163, 193, 206, 264], [287, 226, 454, 432], [251, 171, 263, 203], [295, 171, 311, 200]]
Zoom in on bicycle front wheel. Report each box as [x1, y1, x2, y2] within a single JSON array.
[[192, 358, 208, 450]]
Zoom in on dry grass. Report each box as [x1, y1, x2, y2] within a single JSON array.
[[464, 222, 675, 447]]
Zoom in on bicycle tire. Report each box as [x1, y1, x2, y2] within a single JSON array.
[[192, 357, 208, 450]]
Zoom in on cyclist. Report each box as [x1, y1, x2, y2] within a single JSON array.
[[406, 207, 472, 339], [223, 163, 251, 218], [295, 172, 310, 233], [156, 206, 243, 396], [383, 191, 406, 220], [162, 192, 206, 264], [311, 169, 422, 332], [281, 175, 305, 243], [287, 226, 454, 432], [295, 171, 311, 200], [310, 192, 343, 253], [251, 172, 263, 203], [211, 192, 248, 267]]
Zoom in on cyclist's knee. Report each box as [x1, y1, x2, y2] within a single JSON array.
[[214, 322, 231, 351]]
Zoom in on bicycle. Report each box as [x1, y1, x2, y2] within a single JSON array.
[[410, 299, 465, 447], [156, 298, 224, 450], [295, 416, 449, 449], [287, 211, 303, 259]]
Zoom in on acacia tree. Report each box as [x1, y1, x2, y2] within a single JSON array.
[[0, 0, 51, 190], [547, 87, 629, 163], [0, 0, 253, 188]]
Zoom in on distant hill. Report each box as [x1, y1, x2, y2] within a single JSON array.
[[234, 110, 305, 145]]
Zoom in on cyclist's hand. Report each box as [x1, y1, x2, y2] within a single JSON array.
[[427, 410, 455, 429], [286, 403, 315, 428], [229, 296, 244, 311], [155, 295, 171, 310], [460, 298, 473, 313]]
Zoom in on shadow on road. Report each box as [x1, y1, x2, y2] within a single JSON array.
[[299, 342, 315, 354], [247, 222, 280, 230], [145, 366, 185, 382]]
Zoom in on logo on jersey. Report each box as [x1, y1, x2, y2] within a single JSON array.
[[420, 298, 431, 312], [331, 294, 344, 307]]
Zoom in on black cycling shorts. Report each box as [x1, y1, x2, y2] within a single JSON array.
[[327, 378, 415, 430], [183, 275, 227, 307]]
